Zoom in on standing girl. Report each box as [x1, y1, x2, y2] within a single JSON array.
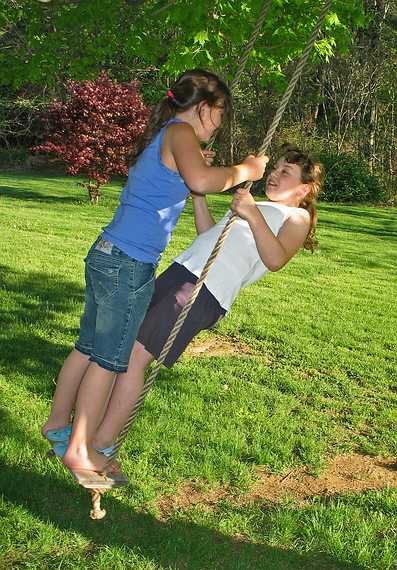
[[42, 69, 267, 477]]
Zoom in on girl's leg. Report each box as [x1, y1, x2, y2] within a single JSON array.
[[94, 341, 154, 450], [62, 362, 115, 471], [91, 264, 181, 449], [62, 245, 155, 472], [42, 349, 90, 435]]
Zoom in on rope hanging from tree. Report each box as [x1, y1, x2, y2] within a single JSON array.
[[84, 0, 332, 520], [86, 0, 274, 519], [104, 0, 332, 471]]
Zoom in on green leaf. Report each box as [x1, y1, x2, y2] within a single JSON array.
[[205, 49, 214, 62], [326, 12, 341, 27], [194, 30, 209, 46]]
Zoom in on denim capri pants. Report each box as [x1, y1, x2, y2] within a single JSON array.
[[75, 236, 155, 373]]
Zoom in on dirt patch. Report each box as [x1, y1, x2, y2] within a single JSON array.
[[246, 454, 397, 505], [185, 335, 255, 358], [157, 484, 229, 516], [156, 454, 397, 517]]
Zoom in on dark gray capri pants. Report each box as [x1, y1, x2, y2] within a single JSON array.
[[137, 262, 226, 367]]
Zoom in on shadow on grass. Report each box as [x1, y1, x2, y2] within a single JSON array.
[[0, 409, 365, 570], [0, 265, 84, 312], [319, 204, 397, 242], [0, 185, 84, 205], [0, 171, 123, 203], [321, 204, 395, 220], [0, 465, 360, 570], [0, 409, 362, 570], [0, 264, 84, 397]]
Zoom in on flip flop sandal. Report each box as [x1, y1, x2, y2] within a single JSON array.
[[48, 440, 119, 465], [66, 464, 129, 489], [48, 441, 69, 459], [43, 424, 72, 443], [94, 444, 115, 458], [98, 459, 128, 484]]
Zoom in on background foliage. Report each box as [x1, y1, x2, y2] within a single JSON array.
[[32, 73, 149, 202], [0, 0, 396, 203]]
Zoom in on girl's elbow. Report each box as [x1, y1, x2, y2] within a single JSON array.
[[267, 263, 280, 272], [187, 178, 208, 194], [264, 249, 291, 272], [266, 259, 286, 272], [186, 168, 218, 194]]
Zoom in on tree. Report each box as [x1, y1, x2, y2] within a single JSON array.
[[33, 73, 150, 202], [0, 0, 365, 89]]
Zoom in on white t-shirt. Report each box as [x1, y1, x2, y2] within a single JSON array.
[[174, 201, 302, 311]]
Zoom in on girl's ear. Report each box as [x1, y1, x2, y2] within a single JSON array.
[[196, 100, 208, 112], [196, 100, 209, 123]]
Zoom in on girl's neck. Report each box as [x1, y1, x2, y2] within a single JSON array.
[[174, 109, 198, 130]]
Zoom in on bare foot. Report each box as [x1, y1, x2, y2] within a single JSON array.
[[93, 439, 114, 451], [63, 446, 111, 473]]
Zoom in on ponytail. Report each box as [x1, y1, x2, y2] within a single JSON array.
[[130, 97, 176, 166], [130, 69, 231, 166], [301, 198, 318, 252]]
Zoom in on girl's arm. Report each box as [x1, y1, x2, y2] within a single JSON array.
[[231, 189, 310, 271], [168, 123, 267, 194], [190, 193, 216, 234]]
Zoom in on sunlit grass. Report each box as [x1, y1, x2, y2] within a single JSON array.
[[0, 172, 396, 569]]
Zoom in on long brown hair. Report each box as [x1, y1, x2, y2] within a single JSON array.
[[279, 143, 323, 252], [130, 69, 231, 165]]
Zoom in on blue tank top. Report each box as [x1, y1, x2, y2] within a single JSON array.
[[103, 118, 190, 264]]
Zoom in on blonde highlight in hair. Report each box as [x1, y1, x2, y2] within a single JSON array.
[[279, 143, 323, 252]]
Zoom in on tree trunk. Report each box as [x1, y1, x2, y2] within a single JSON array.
[[389, 91, 395, 177], [368, 101, 377, 173]]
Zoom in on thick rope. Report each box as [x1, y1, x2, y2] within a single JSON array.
[[230, 1, 272, 93], [89, 490, 106, 520], [206, 0, 271, 151], [105, 0, 331, 466]]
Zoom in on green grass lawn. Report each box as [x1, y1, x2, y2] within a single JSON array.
[[0, 172, 396, 570]]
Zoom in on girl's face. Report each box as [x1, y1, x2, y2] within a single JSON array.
[[195, 101, 225, 141], [265, 159, 308, 205]]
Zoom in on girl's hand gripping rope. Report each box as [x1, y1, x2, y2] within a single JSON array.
[[240, 154, 269, 182], [231, 188, 260, 222], [231, 155, 269, 220], [201, 149, 216, 166]]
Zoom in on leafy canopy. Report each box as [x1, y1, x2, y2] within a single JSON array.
[[1, 0, 366, 89]]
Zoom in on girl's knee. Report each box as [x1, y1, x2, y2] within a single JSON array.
[[129, 341, 154, 368], [175, 282, 195, 308]]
